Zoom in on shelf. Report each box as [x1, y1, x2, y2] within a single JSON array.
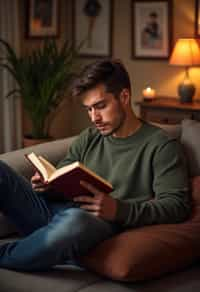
[[136, 96, 200, 124]]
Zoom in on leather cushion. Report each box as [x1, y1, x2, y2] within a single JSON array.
[[82, 177, 200, 282]]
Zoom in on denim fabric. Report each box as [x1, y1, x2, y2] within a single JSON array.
[[0, 161, 119, 271]]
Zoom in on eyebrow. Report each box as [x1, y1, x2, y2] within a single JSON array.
[[82, 99, 106, 109]]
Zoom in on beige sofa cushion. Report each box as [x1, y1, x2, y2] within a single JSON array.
[[0, 136, 76, 179], [151, 122, 181, 139]]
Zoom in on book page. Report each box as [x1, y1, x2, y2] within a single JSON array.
[[38, 156, 56, 178], [48, 161, 113, 189], [49, 161, 80, 182], [26, 152, 49, 182]]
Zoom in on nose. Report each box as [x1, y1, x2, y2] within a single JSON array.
[[90, 108, 101, 123]]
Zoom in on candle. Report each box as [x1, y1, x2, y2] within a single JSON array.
[[142, 87, 156, 100]]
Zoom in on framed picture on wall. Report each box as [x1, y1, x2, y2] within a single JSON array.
[[26, 0, 59, 38], [132, 0, 172, 59], [73, 0, 113, 57], [195, 0, 200, 36]]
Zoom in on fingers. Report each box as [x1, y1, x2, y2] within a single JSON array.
[[74, 195, 99, 204], [80, 180, 101, 196], [34, 187, 46, 192], [74, 180, 103, 203], [74, 180, 116, 219], [31, 172, 42, 183], [32, 182, 47, 192], [77, 202, 101, 217], [73, 192, 102, 216], [81, 204, 100, 212], [31, 172, 47, 192]]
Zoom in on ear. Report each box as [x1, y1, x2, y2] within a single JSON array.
[[119, 89, 131, 106]]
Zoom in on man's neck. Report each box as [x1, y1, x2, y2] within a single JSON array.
[[112, 114, 142, 138]]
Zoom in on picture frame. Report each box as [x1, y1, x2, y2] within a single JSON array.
[[26, 0, 59, 38], [73, 0, 113, 57], [132, 0, 172, 59], [195, 0, 200, 37]]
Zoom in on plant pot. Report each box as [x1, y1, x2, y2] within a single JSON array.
[[23, 136, 53, 148]]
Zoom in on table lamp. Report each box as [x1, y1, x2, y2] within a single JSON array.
[[169, 38, 200, 103]]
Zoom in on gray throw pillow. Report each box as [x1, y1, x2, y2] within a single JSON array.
[[181, 119, 200, 177]]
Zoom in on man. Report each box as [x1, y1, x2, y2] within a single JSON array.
[[0, 59, 191, 272]]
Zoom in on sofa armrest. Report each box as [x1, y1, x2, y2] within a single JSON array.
[[0, 136, 77, 180]]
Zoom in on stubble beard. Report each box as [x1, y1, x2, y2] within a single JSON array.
[[99, 111, 126, 137]]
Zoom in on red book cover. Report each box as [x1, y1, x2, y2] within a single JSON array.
[[50, 166, 113, 198], [25, 152, 113, 199]]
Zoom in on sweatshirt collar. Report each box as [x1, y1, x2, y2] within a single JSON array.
[[106, 122, 149, 145]]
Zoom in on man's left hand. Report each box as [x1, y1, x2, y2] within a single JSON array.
[[73, 180, 117, 221]]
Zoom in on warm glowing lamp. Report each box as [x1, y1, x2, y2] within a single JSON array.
[[169, 38, 200, 103]]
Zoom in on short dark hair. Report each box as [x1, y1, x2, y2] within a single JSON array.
[[71, 59, 131, 98]]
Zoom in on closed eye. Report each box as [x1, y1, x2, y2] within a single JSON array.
[[83, 101, 107, 112], [95, 102, 106, 109]]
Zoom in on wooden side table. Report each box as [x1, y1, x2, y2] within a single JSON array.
[[135, 97, 200, 124]]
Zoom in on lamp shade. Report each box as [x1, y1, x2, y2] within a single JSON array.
[[169, 38, 200, 103], [169, 38, 200, 66]]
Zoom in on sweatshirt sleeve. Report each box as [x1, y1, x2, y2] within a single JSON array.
[[56, 128, 91, 169], [115, 139, 191, 228]]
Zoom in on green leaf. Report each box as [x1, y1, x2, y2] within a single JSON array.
[[0, 38, 83, 138]]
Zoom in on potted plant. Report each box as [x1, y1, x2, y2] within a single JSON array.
[[0, 38, 80, 146]]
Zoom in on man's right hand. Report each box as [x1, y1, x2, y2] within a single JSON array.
[[31, 172, 49, 192]]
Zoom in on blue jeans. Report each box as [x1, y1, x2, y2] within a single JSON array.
[[0, 161, 120, 271]]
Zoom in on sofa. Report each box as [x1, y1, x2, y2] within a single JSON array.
[[0, 119, 200, 292]]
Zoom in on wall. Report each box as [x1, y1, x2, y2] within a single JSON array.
[[114, 0, 200, 105], [20, 0, 200, 139]]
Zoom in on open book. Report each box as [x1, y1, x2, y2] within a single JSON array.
[[25, 152, 113, 198]]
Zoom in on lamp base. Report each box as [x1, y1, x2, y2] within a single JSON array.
[[178, 82, 195, 103]]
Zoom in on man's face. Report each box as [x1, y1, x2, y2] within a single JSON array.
[[82, 84, 126, 137]]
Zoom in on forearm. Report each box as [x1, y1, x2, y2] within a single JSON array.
[[115, 191, 191, 228]]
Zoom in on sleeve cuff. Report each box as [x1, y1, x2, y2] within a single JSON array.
[[115, 199, 133, 226]]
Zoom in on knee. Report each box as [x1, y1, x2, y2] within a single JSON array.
[[65, 208, 93, 227], [46, 209, 93, 246], [55, 208, 93, 236]]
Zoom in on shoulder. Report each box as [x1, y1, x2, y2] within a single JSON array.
[[70, 126, 101, 151], [143, 122, 178, 146], [141, 122, 184, 157], [75, 126, 100, 143], [142, 124, 186, 168]]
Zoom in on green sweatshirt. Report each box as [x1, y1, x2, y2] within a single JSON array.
[[57, 122, 191, 228]]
